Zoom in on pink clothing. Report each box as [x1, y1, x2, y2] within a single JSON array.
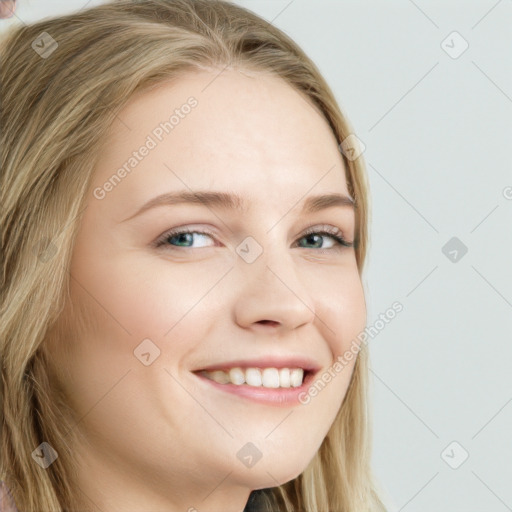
[[0, 481, 18, 512]]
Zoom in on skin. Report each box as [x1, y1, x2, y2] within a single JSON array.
[[45, 68, 367, 512]]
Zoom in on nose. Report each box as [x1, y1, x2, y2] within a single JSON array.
[[233, 247, 316, 333]]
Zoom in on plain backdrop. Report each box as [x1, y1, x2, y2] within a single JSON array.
[[2, 1, 512, 511]]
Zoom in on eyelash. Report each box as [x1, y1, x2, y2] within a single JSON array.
[[153, 224, 353, 252]]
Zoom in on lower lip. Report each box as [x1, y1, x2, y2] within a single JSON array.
[[192, 370, 317, 406]]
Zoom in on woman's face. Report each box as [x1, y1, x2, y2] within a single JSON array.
[[48, 68, 366, 511]]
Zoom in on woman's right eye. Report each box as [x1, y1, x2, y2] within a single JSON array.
[[154, 228, 216, 249]]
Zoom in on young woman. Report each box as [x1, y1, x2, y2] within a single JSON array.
[[0, 1, 389, 510]]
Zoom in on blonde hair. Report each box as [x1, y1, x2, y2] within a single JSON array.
[[0, 1, 388, 510]]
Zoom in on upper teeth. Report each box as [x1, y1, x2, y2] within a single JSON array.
[[200, 367, 305, 388]]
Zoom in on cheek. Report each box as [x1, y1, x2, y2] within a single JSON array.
[[315, 264, 367, 355], [68, 231, 211, 343], [46, 254, 219, 460], [303, 266, 365, 404], [65, 242, 229, 389]]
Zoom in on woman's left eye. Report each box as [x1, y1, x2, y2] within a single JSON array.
[[153, 225, 353, 252]]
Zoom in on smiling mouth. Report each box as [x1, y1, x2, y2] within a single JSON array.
[[195, 367, 311, 388]]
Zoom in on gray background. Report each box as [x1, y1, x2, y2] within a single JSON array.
[[2, 1, 511, 511]]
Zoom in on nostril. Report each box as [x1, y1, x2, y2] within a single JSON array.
[[258, 320, 279, 327]]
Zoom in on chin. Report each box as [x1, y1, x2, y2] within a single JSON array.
[[234, 452, 314, 490]]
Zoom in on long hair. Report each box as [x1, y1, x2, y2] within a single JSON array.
[[0, 1, 388, 510]]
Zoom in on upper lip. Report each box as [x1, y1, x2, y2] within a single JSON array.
[[193, 356, 322, 373]]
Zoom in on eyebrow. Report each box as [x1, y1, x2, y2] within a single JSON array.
[[121, 190, 355, 222]]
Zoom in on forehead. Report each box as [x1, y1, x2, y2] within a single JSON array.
[[90, 68, 350, 218]]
